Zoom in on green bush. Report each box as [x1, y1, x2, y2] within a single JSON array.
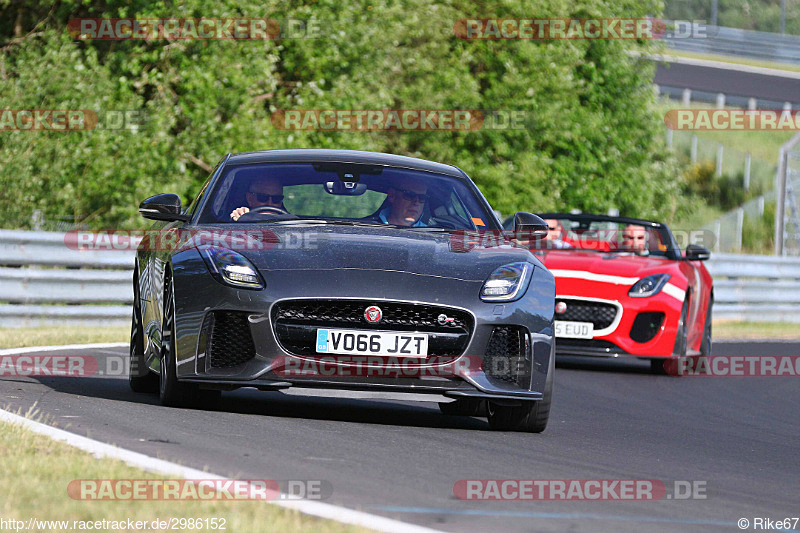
[[0, 0, 685, 229], [681, 161, 762, 211], [742, 201, 776, 254]]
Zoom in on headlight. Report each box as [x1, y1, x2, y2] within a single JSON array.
[[199, 245, 264, 289], [628, 274, 670, 297], [481, 262, 534, 302]]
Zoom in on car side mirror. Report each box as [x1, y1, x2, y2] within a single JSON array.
[[139, 193, 190, 222], [513, 212, 548, 238], [684, 244, 710, 261]]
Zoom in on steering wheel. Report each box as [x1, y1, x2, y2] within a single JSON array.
[[247, 206, 289, 216]]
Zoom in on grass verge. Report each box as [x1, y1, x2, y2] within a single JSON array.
[[0, 413, 363, 533], [713, 321, 800, 340], [0, 326, 129, 349]]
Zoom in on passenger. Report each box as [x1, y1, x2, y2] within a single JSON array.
[[543, 218, 571, 249]]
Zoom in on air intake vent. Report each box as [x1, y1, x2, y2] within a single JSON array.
[[630, 312, 665, 343], [483, 326, 530, 389], [207, 311, 256, 368]]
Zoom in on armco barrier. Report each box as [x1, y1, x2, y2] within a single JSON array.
[[707, 253, 800, 323], [0, 229, 133, 327], [1, 231, 799, 327], [665, 24, 800, 66]]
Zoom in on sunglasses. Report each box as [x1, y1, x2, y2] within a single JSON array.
[[393, 187, 428, 204], [248, 192, 284, 203]]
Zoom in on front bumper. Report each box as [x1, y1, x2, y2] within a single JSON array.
[[553, 286, 685, 358], [170, 248, 556, 401]]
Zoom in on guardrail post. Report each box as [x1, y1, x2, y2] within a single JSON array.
[[666, 127, 673, 147], [714, 219, 721, 253], [691, 134, 698, 163], [682, 88, 691, 106], [716, 144, 724, 177], [748, 98, 757, 110], [744, 153, 751, 191], [736, 207, 744, 252], [716, 93, 726, 109], [776, 148, 788, 256]]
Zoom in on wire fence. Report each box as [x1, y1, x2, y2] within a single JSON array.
[[667, 129, 777, 195]]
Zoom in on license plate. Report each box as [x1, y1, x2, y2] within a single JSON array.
[[554, 321, 594, 339], [315, 329, 429, 357]]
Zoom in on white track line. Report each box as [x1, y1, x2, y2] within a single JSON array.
[[0, 342, 127, 356], [0, 344, 444, 533]]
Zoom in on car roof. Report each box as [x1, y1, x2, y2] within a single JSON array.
[[225, 149, 466, 178]]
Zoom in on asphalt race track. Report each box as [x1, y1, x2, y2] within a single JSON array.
[[2, 341, 798, 532], [654, 61, 800, 104]]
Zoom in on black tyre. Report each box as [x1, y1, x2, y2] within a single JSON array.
[[690, 296, 713, 375], [650, 359, 667, 374], [652, 296, 689, 375], [699, 296, 713, 356], [438, 399, 487, 417], [129, 270, 158, 393], [487, 350, 553, 433], [159, 271, 189, 407]]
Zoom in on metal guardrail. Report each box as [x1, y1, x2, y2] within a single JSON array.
[[1, 231, 800, 326], [0, 230, 134, 327], [708, 253, 800, 322], [665, 24, 800, 65]]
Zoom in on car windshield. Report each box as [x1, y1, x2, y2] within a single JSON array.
[[531, 215, 677, 259], [197, 162, 495, 230]]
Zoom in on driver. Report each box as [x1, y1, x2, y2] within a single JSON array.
[[230, 177, 284, 221], [621, 224, 648, 254], [377, 177, 428, 227]]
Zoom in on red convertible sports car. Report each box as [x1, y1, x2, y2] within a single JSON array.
[[522, 213, 713, 373]]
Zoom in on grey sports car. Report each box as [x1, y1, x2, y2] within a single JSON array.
[[130, 149, 556, 432]]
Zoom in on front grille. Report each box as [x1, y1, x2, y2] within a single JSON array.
[[272, 299, 473, 357], [483, 326, 530, 389], [555, 299, 618, 329], [206, 311, 257, 368]]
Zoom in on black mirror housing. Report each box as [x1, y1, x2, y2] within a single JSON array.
[[685, 244, 710, 261], [513, 212, 549, 238], [139, 193, 190, 222]]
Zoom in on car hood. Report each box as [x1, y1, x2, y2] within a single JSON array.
[[206, 224, 542, 282], [539, 250, 676, 280]]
